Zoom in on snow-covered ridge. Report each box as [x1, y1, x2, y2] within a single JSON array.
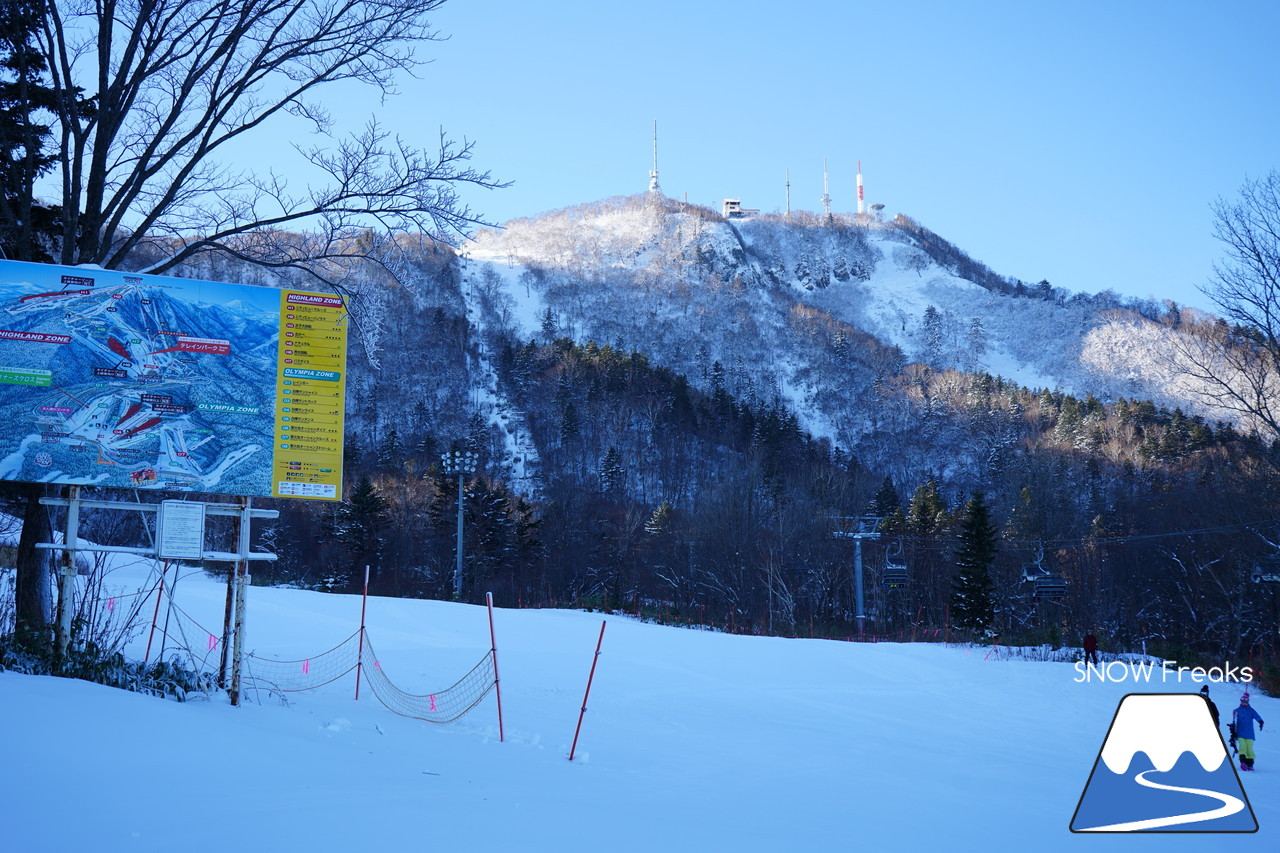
[[464, 194, 1237, 426]]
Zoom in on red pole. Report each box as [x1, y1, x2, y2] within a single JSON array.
[[144, 560, 169, 663], [487, 592, 505, 743], [569, 620, 607, 761], [355, 564, 369, 700]]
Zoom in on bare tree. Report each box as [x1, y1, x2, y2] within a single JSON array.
[[37, 0, 505, 281], [10, 0, 503, 637], [1175, 171, 1280, 444]]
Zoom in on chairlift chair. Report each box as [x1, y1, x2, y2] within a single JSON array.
[[1032, 574, 1068, 599], [882, 562, 908, 588], [1252, 553, 1280, 584], [882, 538, 907, 588]]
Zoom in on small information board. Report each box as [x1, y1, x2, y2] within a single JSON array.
[[158, 500, 206, 560]]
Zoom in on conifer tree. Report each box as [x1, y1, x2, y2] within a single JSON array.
[[921, 305, 944, 368], [0, 0, 61, 262], [950, 492, 998, 634], [336, 475, 390, 589], [599, 447, 625, 494], [377, 428, 403, 470], [871, 476, 900, 518], [907, 480, 947, 535]]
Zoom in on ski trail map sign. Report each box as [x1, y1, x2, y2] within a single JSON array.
[[0, 259, 346, 500], [1071, 693, 1258, 833]]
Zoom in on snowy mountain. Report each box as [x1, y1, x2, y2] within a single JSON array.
[[111, 193, 1280, 669], [462, 194, 1227, 441]]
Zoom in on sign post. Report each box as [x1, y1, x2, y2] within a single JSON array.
[[158, 501, 206, 560]]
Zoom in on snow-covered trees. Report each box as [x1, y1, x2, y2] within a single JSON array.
[[921, 305, 945, 368], [892, 246, 931, 277], [1173, 170, 1280, 446], [950, 493, 997, 635]]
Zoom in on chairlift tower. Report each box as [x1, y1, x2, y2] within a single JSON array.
[[832, 515, 882, 636]]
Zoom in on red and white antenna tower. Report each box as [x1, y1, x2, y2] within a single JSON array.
[[857, 160, 865, 216]]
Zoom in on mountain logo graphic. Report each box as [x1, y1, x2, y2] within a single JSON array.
[[1071, 693, 1258, 832]]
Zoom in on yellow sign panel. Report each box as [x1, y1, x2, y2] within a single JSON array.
[[271, 291, 348, 500]]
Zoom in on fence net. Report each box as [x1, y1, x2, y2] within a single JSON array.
[[360, 632, 497, 723], [245, 629, 496, 724]]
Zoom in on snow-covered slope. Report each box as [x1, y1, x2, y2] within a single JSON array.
[[460, 195, 1241, 449], [2, 559, 1274, 852]]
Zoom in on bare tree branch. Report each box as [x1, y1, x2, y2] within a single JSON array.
[[37, 0, 506, 277], [1173, 170, 1280, 445]]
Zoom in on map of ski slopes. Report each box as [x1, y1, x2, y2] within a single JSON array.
[[0, 260, 346, 500]]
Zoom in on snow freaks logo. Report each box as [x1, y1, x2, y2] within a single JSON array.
[[1073, 659, 1255, 684], [1070, 694, 1258, 833]]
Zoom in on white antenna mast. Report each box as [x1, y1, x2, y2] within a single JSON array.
[[785, 168, 791, 219], [820, 158, 832, 217], [648, 120, 660, 193]]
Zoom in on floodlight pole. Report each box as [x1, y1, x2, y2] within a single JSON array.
[[441, 450, 478, 600], [455, 470, 464, 597]]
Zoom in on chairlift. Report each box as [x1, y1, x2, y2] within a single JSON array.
[[1252, 553, 1280, 584], [882, 563, 908, 588], [882, 538, 907, 588], [1019, 541, 1066, 599], [1032, 574, 1068, 599]]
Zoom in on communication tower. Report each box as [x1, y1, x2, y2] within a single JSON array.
[[648, 120, 660, 194], [820, 159, 832, 218], [857, 160, 865, 215]]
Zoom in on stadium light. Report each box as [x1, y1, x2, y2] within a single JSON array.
[[441, 449, 479, 599]]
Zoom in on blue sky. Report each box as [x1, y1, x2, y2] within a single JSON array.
[[311, 0, 1280, 311]]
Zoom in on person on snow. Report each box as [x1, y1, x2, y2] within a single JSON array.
[[1082, 632, 1099, 666], [1233, 693, 1265, 772], [1200, 684, 1220, 731]]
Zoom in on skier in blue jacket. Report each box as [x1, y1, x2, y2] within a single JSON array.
[[1233, 693, 1265, 772]]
